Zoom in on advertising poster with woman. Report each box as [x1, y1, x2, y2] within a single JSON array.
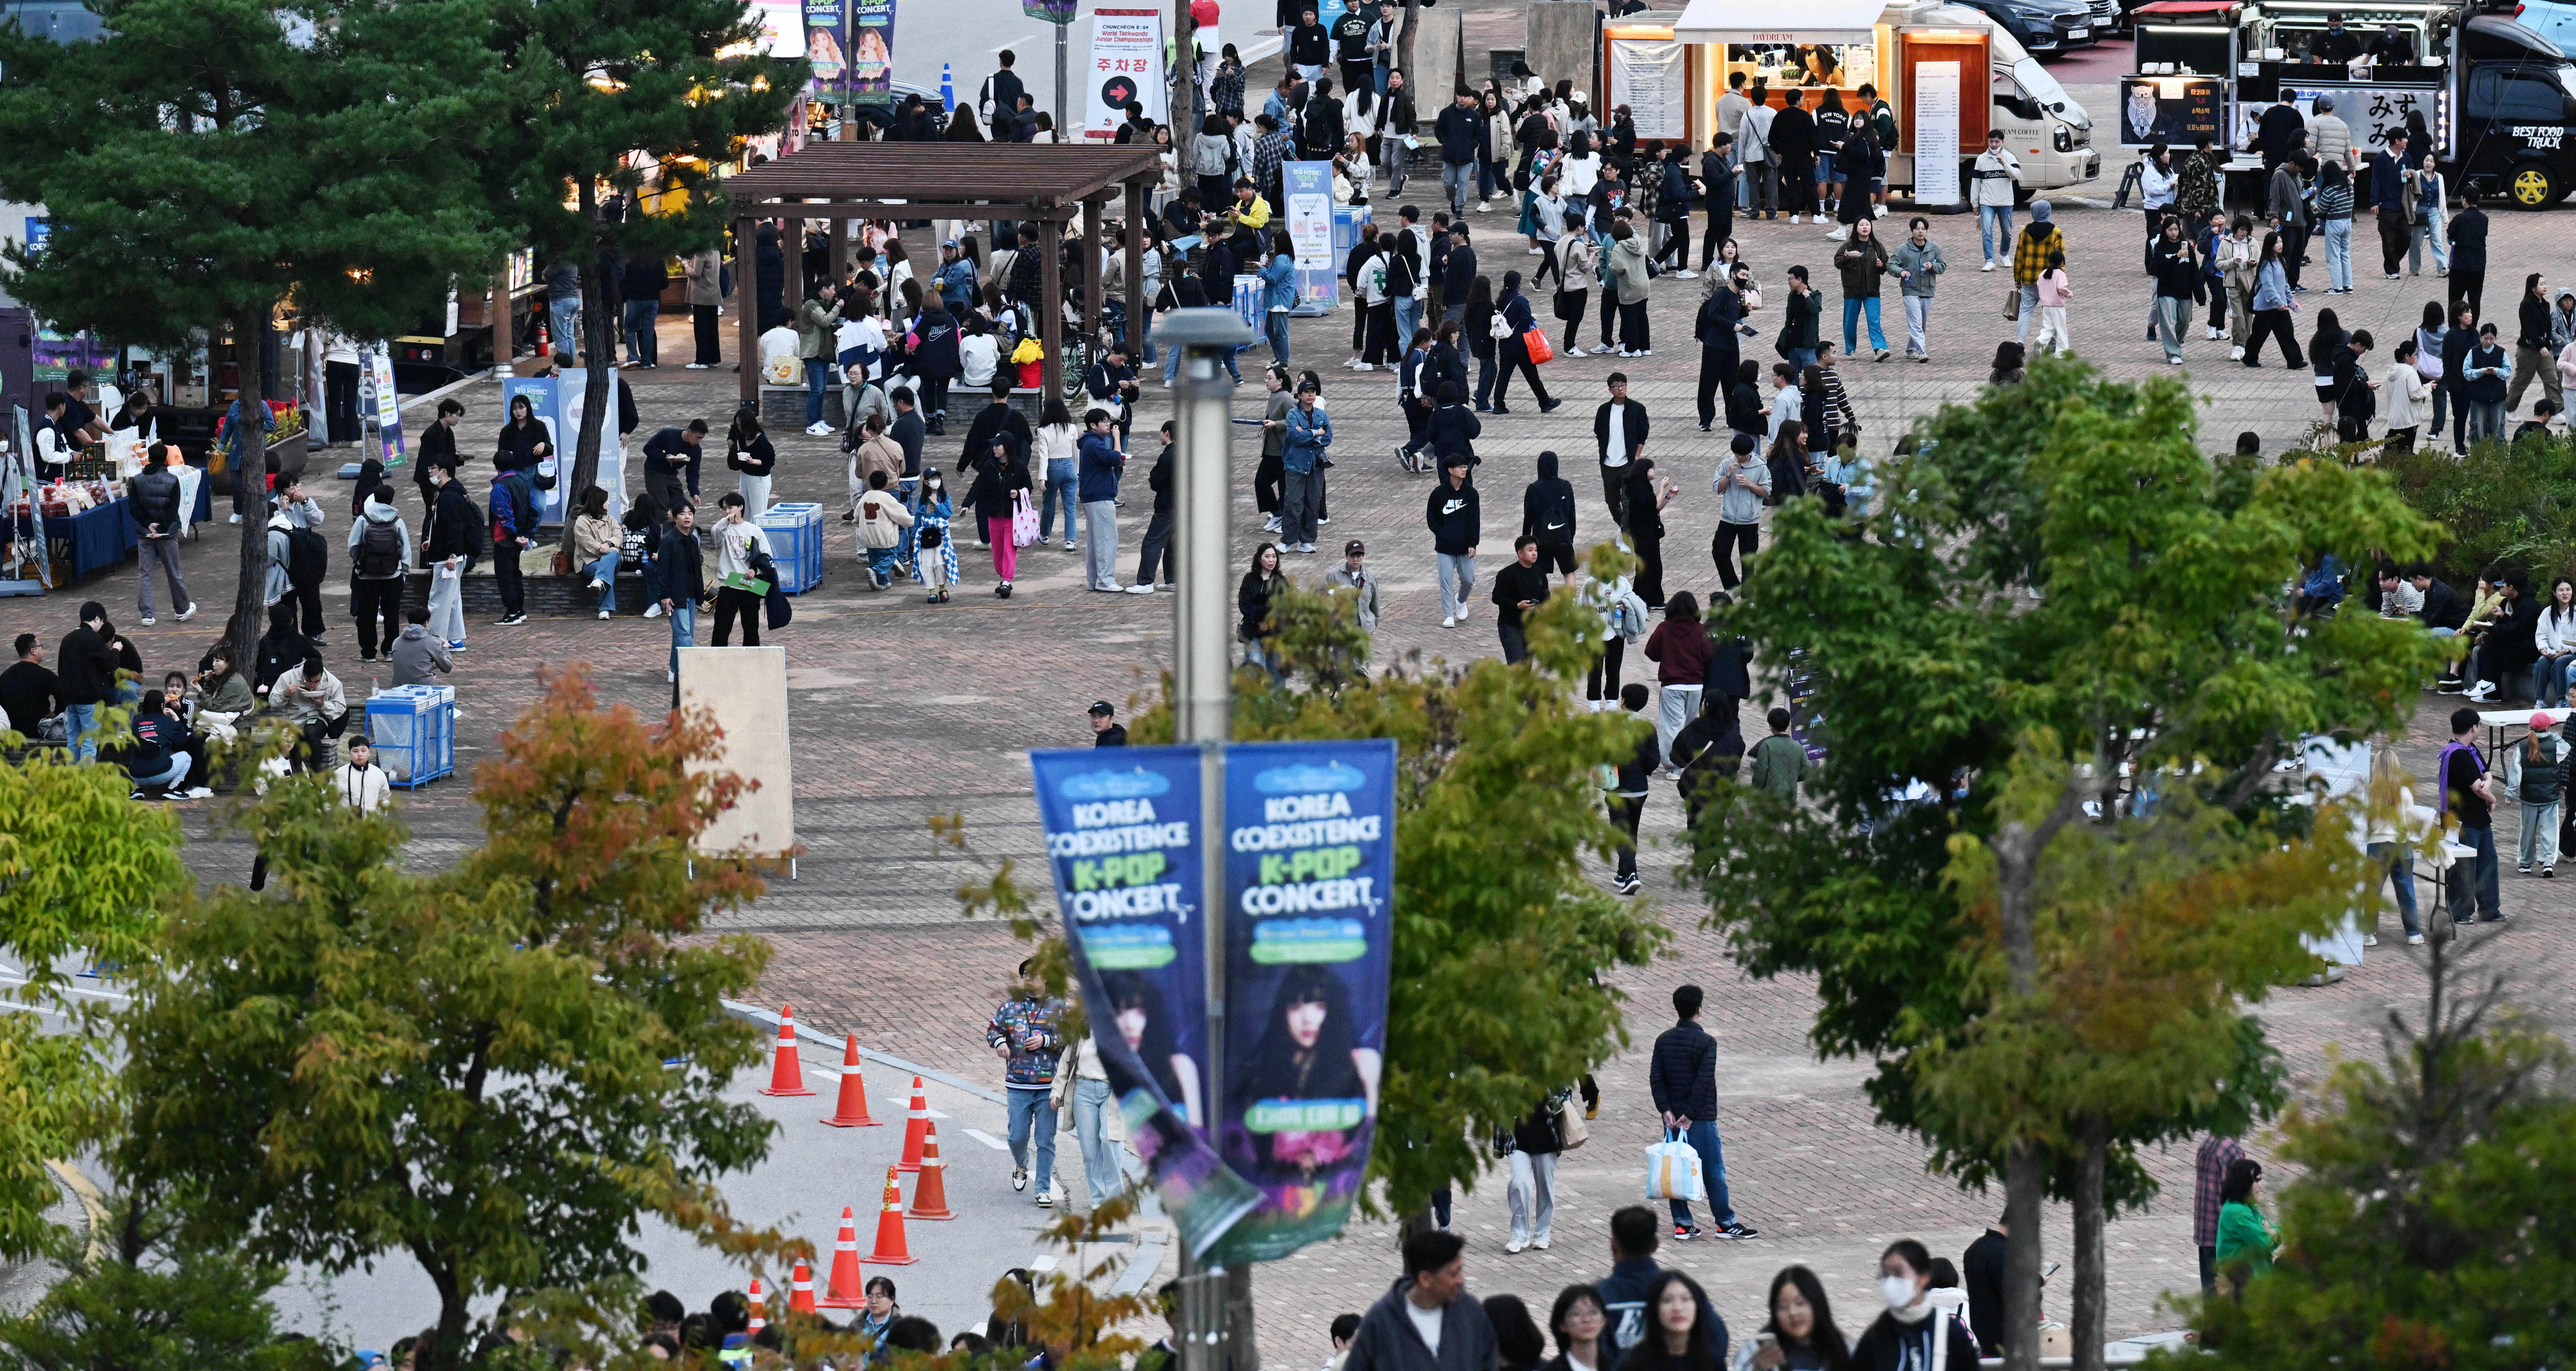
[[1030, 746, 1260, 1258], [804, 0, 847, 95], [1216, 739, 1397, 1262], [848, 0, 896, 109]]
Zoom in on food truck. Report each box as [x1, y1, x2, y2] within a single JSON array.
[[2123, 0, 2576, 206], [1608, 0, 2099, 207]]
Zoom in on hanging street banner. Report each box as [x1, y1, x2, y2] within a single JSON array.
[[1084, 9, 1168, 138], [849, 0, 896, 108], [804, 0, 848, 97], [1213, 738, 1397, 1262], [1030, 746, 1263, 1259], [1281, 161, 1337, 314], [1025, 0, 1078, 23]]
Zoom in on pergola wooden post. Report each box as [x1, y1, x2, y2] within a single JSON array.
[[720, 144, 1165, 412], [735, 215, 758, 392], [1124, 181, 1147, 360]]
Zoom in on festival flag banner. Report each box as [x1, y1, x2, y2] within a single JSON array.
[[848, 0, 896, 108], [367, 345, 405, 467], [804, 0, 848, 96], [1029, 746, 1264, 1258], [1281, 161, 1336, 314], [1213, 738, 1397, 1262], [1084, 9, 1167, 137], [1024, 0, 1077, 23]]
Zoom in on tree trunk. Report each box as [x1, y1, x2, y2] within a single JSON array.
[[559, 178, 616, 567], [2071, 1118, 2108, 1371], [2003, 1142, 2047, 1371], [1176, 0, 1198, 138], [231, 302, 271, 679], [419, 1253, 469, 1371], [1397, 0, 1418, 88]]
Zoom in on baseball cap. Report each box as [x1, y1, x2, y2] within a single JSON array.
[[1345, 539, 1365, 556], [942, 237, 959, 247], [1089, 701, 1116, 717], [2533, 711, 2557, 731]]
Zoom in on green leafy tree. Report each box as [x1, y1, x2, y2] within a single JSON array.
[[0, 0, 514, 674], [2187, 942, 2576, 1370], [0, 1192, 333, 1371], [117, 670, 777, 1371], [473, 0, 805, 565], [0, 748, 184, 1260], [1693, 359, 2441, 1371]]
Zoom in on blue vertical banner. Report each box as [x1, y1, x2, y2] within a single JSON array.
[[848, 0, 895, 108], [1214, 739, 1397, 1262], [1030, 746, 1263, 1258], [1281, 162, 1338, 316]]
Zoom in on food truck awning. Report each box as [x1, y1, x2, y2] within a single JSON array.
[[1672, 0, 1886, 46], [2131, 1, 2239, 16]]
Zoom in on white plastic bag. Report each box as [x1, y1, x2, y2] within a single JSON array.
[[1643, 1130, 1705, 1202]]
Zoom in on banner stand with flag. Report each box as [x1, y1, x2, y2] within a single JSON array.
[[1280, 162, 1337, 317]]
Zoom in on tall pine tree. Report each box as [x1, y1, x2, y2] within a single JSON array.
[[0, 0, 512, 674], [475, 0, 806, 562]]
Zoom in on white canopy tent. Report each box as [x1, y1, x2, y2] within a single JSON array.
[[1671, 0, 1889, 46]]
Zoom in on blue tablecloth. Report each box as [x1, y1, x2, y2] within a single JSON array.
[[11, 478, 212, 582]]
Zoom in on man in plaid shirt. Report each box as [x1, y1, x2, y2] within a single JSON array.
[[1253, 114, 1295, 209], [2011, 200, 2062, 348], [2193, 1131, 2246, 1294]]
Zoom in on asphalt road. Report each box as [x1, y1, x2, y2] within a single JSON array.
[[887, 0, 1280, 138]]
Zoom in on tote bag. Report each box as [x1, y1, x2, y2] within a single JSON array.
[[1010, 487, 1040, 547], [1522, 326, 1556, 364], [1643, 1130, 1705, 1202]]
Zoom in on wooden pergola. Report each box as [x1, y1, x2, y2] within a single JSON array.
[[721, 143, 1167, 407]]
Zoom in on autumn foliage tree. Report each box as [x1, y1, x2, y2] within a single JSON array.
[[117, 670, 777, 1371]]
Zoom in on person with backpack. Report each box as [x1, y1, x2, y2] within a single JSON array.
[[272, 479, 330, 638], [488, 464, 537, 627], [422, 463, 483, 652], [348, 487, 412, 662]]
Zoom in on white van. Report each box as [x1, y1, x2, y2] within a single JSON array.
[[1925, 3, 2101, 196]]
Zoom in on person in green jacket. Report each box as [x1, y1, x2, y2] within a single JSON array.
[[2213, 1157, 2278, 1294], [1745, 705, 1809, 802]]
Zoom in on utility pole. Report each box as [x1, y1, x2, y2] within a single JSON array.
[[1056, 21, 1070, 142], [1155, 305, 1254, 1371]]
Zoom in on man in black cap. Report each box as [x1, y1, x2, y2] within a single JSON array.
[[2311, 11, 2363, 64], [1090, 702, 1129, 747]]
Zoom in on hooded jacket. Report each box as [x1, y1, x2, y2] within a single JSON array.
[[1609, 233, 1652, 305], [1833, 233, 1890, 300], [263, 510, 298, 605], [1425, 479, 1480, 556], [1341, 1278, 1498, 1371], [426, 478, 482, 563], [389, 623, 453, 686], [55, 624, 118, 706], [1522, 452, 1576, 546]]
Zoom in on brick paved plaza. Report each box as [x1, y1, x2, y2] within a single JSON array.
[[16, 10, 2576, 1349]]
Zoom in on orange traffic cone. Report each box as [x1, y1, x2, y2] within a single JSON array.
[[746, 1278, 767, 1334], [786, 1260, 817, 1316], [759, 1005, 815, 1097], [820, 1035, 880, 1127], [867, 1164, 918, 1264], [907, 1122, 956, 1220], [895, 1075, 929, 1172], [815, 1205, 869, 1307]]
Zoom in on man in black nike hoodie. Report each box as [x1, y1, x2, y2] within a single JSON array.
[[1520, 450, 1578, 585], [1426, 454, 1480, 629]]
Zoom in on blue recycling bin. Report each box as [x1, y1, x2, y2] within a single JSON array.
[[756, 502, 826, 594], [363, 685, 455, 788]]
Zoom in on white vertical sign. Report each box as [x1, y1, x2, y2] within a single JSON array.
[[1082, 9, 1166, 139], [1609, 39, 1688, 140], [1913, 62, 1962, 207]]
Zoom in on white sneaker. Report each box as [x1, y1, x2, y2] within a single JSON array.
[[1354, 362, 1375, 371], [1505, 1239, 1528, 1254], [1591, 345, 1618, 355], [804, 422, 832, 436], [588, 578, 607, 591], [1982, 260, 1997, 271], [175, 603, 198, 621], [1441, 614, 1456, 628], [229, 512, 243, 524], [1474, 199, 1494, 212], [1036, 1189, 1056, 1207], [1262, 515, 1282, 532], [139, 616, 156, 626], [1674, 269, 1698, 279], [2231, 346, 2246, 361], [1532, 1237, 1551, 1250], [597, 609, 611, 619], [643, 602, 664, 618], [183, 786, 214, 799], [685, 362, 712, 370], [2465, 681, 2499, 701], [1789, 213, 1804, 223], [1825, 228, 1848, 241], [1872, 204, 1888, 217], [1126, 583, 1156, 594], [2407, 932, 2425, 945]]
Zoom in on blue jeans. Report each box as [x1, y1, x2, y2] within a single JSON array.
[[1664, 1119, 1735, 1229], [2447, 824, 2500, 922], [2538, 652, 2576, 706], [66, 701, 99, 763], [583, 551, 620, 614], [2016, 283, 2041, 343], [1392, 295, 1423, 352], [549, 297, 580, 356], [132, 752, 189, 791], [2322, 218, 2353, 291], [1980, 205, 2014, 264], [1473, 347, 1497, 408], [667, 600, 696, 678], [1071, 1077, 1123, 1208], [623, 298, 658, 365], [1005, 1086, 1059, 1194], [1041, 459, 1078, 541], [2366, 840, 2421, 937], [1842, 296, 1886, 354], [1783, 346, 1817, 371], [1265, 310, 1291, 366], [1441, 160, 1475, 215], [805, 357, 831, 424]]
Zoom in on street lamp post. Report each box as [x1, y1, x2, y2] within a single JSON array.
[[1151, 305, 1254, 1371]]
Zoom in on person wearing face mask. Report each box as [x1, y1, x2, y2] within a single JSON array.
[[1730, 1265, 1856, 1371], [911, 467, 958, 603], [1853, 1241, 1978, 1371]]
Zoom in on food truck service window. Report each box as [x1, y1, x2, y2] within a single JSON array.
[[1725, 42, 1880, 91]]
